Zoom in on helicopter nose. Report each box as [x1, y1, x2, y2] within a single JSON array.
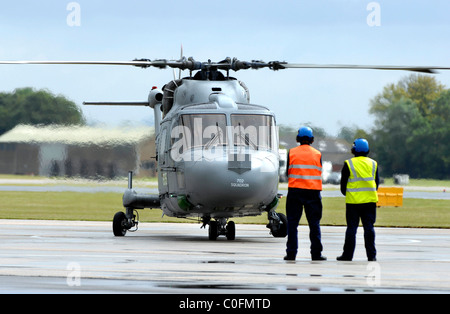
[[184, 150, 279, 209]]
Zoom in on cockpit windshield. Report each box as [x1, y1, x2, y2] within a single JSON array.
[[231, 114, 277, 151], [178, 114, 227, 148], [175, 114, 277, 151]]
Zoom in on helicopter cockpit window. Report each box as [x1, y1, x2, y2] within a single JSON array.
[[231, 114, 277, 151], [179, 114, 227, 148]]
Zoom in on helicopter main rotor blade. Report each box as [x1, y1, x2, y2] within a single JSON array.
[[0, 60, 154, 68], [279, 63, 450, 74], [0, 58, 204, 70], [212, 59, 450, 74], [0, 59, 448, 74]]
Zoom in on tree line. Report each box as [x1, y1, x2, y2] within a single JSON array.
[[0, 87, 85, 135], [338, 74, 449, 180]]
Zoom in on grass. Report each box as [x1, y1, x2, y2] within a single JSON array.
[[234, 197, 450, 228], [0, 190, 448, 228], [382, 178, 450, 188]]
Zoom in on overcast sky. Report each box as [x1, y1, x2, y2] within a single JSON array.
[[0, 0, 449, 136]]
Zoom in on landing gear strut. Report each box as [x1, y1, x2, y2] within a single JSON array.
[[207, 218, 235, 241], [112, 172, 158, 237]]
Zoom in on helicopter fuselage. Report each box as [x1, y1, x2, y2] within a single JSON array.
[[155, 78, 280, 220]]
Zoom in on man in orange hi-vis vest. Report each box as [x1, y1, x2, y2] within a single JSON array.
[[284, 127, 326, 261]]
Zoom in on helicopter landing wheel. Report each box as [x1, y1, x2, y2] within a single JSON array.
[[208, 219, 236, 240], [267, 212, 287, 238], [226, 221, 235, 240], [208, 220, 218, 240], [113, 211, 128, 236]]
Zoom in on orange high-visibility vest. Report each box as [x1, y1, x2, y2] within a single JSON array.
[[288, 145, 323, 190]]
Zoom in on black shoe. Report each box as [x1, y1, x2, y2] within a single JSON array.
[[336, 255, 352, 261], [312, 255, 327, 261], [284, 255, 296, 261], [368, 257, 377, 262]]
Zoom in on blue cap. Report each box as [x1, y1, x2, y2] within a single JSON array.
[[352, 138, 369, 153], [297, 126, 313, 139]]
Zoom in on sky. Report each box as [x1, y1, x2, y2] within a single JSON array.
[[0, 0, 449, 136]]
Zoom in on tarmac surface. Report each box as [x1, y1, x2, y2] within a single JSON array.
[[0, 219, 449, 294]]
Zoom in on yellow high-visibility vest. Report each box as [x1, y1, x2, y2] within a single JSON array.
[[345, 157, 378, 204]]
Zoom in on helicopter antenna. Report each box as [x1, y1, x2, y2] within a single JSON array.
[[172, 68, 177, 81], [179, 44, 183, 79]]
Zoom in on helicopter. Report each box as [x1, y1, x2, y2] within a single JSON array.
[[1, 57, 449, 240]]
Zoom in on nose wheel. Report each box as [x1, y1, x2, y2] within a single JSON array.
[[208, 218, 235, 240]]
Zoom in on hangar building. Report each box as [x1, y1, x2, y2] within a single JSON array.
[[0, 124, 156, 178]]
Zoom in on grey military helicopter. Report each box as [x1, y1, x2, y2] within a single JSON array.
[[1, 57, 449, 240]]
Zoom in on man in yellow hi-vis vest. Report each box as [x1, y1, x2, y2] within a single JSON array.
[[337, 138, 379, 262]]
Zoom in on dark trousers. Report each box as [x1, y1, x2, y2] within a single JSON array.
[[286, 188, 323, 258], [342, 203, 377, 260]]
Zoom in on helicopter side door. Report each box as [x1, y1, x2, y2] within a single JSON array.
[[157, 122, 170, 195], [159, 118, 186, 198]]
